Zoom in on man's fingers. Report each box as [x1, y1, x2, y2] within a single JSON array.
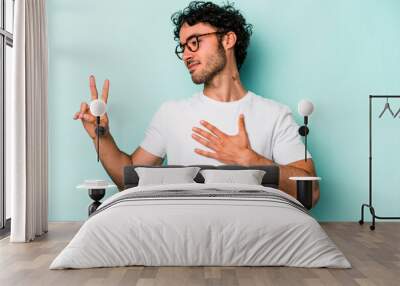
[[192, 127, 221, 146], [89, 75, 98, 100], [200, 120, 226, 139], [80, 102, 89, 114], [76, 102, 95, 122], [82, 113, 96, 123], [98, 113, 109, 125], [101, 112, 109, 122], [191, 133, 218, 151], [80, 102, 89, 117], [102, 79, 110, 103], [194, 148, 219, 160], [238, 114, 247, 134], [194, 148, 235, 164]]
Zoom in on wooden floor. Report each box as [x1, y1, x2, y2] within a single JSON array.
[[0, 222, 399, 286]]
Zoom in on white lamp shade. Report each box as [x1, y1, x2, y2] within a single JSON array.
[[89, 99, 106, 117], [298, 99, 314, 116]]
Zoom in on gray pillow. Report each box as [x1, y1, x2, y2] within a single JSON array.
[[200, 169, 266, 185], [135, 167, 201, 186]]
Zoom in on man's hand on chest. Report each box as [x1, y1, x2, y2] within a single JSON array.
[[191, 114, 261, 165]]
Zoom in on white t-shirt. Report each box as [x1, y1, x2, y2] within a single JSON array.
[[140, 91, 311, 165]]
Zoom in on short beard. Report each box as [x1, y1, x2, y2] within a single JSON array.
[[191, 43, 227, 85]]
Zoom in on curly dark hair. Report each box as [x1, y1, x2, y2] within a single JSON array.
[[171, 1, 253, 70]]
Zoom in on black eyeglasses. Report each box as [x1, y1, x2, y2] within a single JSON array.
[[175, 31, 226, 60]]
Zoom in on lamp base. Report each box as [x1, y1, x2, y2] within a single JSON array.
[[290, 177, 321, 210], [296, 180, 313, 210], [88, 188, 105, 216]]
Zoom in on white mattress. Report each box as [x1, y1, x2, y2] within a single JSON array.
[[50, 183, 351, 269]]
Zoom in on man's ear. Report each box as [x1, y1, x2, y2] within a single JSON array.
[[223, 31, 237, 50]]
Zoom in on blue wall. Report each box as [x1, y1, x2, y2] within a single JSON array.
[[47, 0, 400, 221]]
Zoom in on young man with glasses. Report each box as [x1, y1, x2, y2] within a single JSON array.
[[73, 1, 319, 206]]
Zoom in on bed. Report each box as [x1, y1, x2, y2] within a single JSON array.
[[49, 164, 350, 269]]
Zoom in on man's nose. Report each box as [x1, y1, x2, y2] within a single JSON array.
[[182, 48, 194, 62]]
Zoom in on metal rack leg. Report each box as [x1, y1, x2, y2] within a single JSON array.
[[359, 203, 400, 230], [359, 204, 368, 225], [359, 203, 371, 225], [369, 206, 376, 231], [359, 203, 376, 230]]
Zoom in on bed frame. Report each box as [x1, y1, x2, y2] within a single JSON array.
[[123, 164, 280, 189], [123, 164, 315, 210]]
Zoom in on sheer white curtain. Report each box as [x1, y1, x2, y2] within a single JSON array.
[[7, 0, 48, 242]]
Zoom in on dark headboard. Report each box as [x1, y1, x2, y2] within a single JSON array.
[[123, 164, 280, 190]]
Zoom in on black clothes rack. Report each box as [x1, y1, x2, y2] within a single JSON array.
[[359, 95, 400, 230]]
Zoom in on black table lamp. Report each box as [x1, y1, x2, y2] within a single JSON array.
[[291, 99, 320, 210], [297, 99, 314, 162], [89, 99, 107, 162]]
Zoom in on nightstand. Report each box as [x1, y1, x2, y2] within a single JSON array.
[[77, 180, 117, 216], [289, 177, 321, 210]]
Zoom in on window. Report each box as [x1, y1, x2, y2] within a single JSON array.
[[0, 0, 14, 236]]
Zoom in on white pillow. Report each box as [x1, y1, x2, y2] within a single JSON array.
[[135, 167, 201, 186], [200, 169, 266, 185]]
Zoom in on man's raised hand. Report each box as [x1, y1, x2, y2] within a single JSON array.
[[73, 75, 110, 139]]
